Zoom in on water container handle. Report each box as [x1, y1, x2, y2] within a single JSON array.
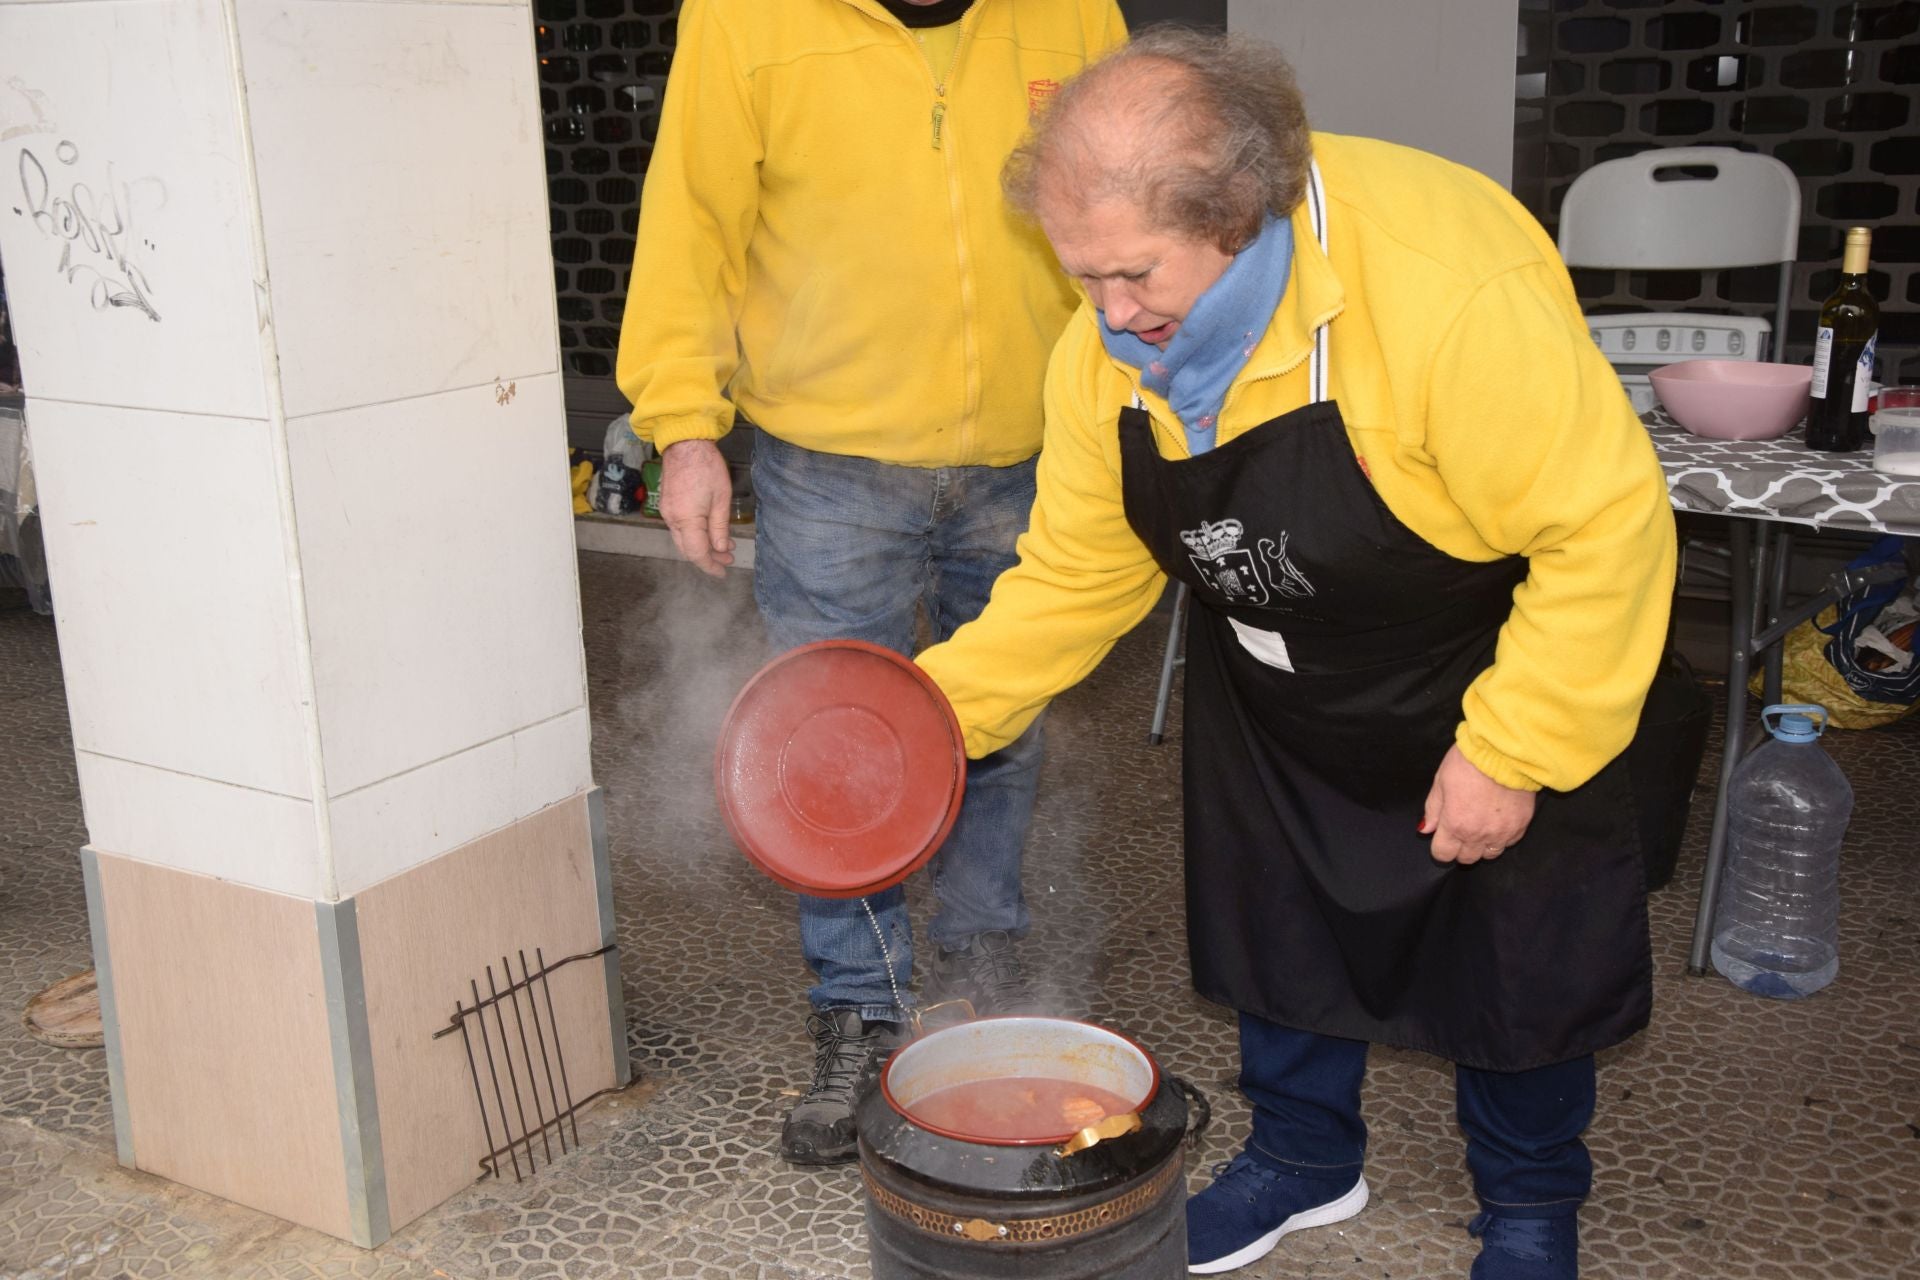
[[1761, 704, 1829, 740]]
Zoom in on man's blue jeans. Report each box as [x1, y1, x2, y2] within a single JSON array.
[[750, 432, 1045, 1023], [1239, 1013, 1595, 1217]]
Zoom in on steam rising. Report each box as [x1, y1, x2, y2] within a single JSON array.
[[593, 552, 1131, 1029]]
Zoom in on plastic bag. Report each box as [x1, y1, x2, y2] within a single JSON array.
[[592, 416, 649, 515], [1749, 537, 1917, 729], [601, 414, 648, 469], [1820, 536, 1919, 707], [0, 403, 51, 615]]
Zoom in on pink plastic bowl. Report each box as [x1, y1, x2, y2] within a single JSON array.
[[1649, 360, 1812, 441]]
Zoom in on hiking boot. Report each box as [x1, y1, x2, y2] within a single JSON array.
[[922, 929, 1042, 1017], [778, 1009, 901, 1166], [1187, 1152, 1369, 1274], [1468, 1212, 1578, 1280]]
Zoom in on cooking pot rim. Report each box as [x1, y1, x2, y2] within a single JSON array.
[[878, 1015, 1162, 1147]]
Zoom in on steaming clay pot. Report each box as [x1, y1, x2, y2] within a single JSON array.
[[856, 1017, 1202, 1279]]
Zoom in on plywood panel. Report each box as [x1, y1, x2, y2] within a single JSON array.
[[97, 853, 351, 1239], [352, 793, 614, 1231]]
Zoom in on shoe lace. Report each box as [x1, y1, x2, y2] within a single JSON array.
[[803, 1014, 876, 1105], [1208, 1155, 1280, 1206], [958, 932, 1034, 1006]]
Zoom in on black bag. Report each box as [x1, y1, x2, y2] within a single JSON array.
[[1819, 535, 1920, 708], [1624, 651, 1712, 892]]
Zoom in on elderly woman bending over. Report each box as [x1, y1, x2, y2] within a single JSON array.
[[915, 28, 1676, 1280]]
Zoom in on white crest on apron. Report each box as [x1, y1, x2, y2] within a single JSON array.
[[1178, 518, 1316, 609]]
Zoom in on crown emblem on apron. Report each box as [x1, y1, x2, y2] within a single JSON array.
[[1180, 518, 1245, 561]]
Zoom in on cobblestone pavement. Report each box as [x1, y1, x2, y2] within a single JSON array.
[[1, 553, 1916, 1278]]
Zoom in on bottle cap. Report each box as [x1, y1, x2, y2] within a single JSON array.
[[1762, 703, 1828, 742]]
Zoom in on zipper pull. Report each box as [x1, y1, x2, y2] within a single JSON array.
[[931, 100, 946, 150]]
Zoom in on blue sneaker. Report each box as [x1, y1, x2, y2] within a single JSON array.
[[1186, 1153, 1369, 1274], [1468, 1212, 1578, 1279]]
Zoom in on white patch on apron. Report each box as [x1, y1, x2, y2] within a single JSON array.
[[1228, 616, 1295, 671]]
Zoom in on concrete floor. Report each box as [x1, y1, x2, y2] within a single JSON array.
[[2, 550, 1917, 1279]]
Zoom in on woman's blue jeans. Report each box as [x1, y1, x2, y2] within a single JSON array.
[[750, 431, 1045, 1022], [1239, 1013, 1596, 1217]]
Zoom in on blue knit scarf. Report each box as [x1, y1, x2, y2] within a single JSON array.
[[1097, 216, 1292, 455]]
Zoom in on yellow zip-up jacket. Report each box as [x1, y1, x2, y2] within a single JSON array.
[[919, 133, 1678, 793], [615, 0, 1128, 466]]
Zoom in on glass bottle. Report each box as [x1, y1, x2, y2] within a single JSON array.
[[1806, 227, 1878, 452]]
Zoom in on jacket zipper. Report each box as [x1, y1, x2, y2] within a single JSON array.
[[1217, 296, 1343, 421], [927, 31, 964, 148], [913, 20, 979, 454]]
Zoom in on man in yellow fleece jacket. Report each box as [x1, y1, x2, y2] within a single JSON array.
[[914, 30, 1676, 1280], [614, 0, 1125, 1166]]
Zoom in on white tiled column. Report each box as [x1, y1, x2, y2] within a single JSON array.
[[0, 0, 621, 1245]]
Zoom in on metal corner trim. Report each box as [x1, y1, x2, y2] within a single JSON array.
[[315, 898, 392, 1247], [584, 787, 631, 1087], [80, 847, 135, 1169]]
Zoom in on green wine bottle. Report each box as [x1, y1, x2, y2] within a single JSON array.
[[1806, 226, 1878, 452]]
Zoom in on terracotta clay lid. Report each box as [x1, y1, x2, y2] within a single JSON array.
[[714, 639, 966, 897]]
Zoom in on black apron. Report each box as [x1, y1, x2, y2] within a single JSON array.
[[1117, 168, 1652, 1071]]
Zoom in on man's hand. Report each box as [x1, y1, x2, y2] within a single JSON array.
[[658, 439, 736, 577], [1419, 744, 1537, 865]]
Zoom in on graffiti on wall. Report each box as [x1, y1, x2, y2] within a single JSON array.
[[10, 139, 164, 322]]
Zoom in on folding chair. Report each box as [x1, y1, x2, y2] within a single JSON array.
[[1556, 145, 1803, 644], [1147, 581, 1188, 745], [1556, 146, 1799, 363]]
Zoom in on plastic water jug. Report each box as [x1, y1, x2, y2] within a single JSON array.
[[1709, 704, 1852, 998]]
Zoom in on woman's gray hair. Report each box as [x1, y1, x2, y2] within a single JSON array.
[[1004, 27, 1311, 252]]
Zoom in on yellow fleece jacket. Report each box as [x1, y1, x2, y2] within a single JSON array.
[[918, 134, 1678, 794], [615, 0, 1128, 467]]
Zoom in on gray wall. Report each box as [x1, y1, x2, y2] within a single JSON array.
[[1228, 0, 1519, 188]]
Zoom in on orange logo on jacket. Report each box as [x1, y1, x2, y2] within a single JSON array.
[[1027, 79, 1061, 116]]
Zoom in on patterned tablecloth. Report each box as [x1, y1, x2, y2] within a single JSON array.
[[1644, 408, 1920, 537]]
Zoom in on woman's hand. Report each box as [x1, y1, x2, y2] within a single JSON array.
[[1419, 745, 1536, 864]]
